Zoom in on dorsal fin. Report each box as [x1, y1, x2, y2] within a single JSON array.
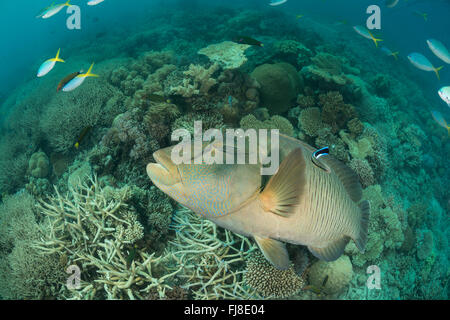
[[259, 148, 306, 217], [321, 156, 362, 202]]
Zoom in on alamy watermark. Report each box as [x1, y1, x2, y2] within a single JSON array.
[[366, 5, 381, 30]]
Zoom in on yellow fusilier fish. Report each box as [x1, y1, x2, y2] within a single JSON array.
[[431, 111, 450, 135], [353, 25, 383, 47], [147, 134, 370, 269], [62, 63, 99, 92], [427, 39, 450, 64], [38, 1, 72, 19], [381, 47, 399, 60], [37, 48, 65, 77], [385, 0, 399, 8], [414, 11, 428, 21], [296, 14, 304, 19], [407, 52, 443, 80]]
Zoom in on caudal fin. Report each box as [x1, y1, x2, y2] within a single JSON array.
[[434, 66, 443, 80], [65, 0, 71, 6], [51, 48, 65, 63], [354, 200, 370, 252], [391, 51, 399, 60], [84, 63, 99, 78]]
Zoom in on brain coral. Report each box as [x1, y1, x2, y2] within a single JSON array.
[[28, 151, 50, 178], [251, 63, 302, 114], [308, 255, 353, 295], [244, 251, 305, 298]]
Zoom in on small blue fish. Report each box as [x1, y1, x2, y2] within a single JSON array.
[[38, 1, 72, 19], [431, 111, 450, 135], [62, 63, 99, 92], [311, 147, 331, 173], [381, 47, 399, 60], [407, 52, 443, 79], [37, 48, 65, 77], [353, 25, 383, 47]]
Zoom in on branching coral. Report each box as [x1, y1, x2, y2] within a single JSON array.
[[0, 191, 65, 299], [169, 64, 219, 98], [165, 208, 262, 300], [33, 175, 182, 300]]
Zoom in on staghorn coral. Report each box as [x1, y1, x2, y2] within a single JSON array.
[[165, 208, 262, 300], [244, 251, 305, 298], [251, 62, 302, 114], [0, 191, 65, 299], [34, 175, 182, 300]]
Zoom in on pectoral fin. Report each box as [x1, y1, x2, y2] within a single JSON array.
[[259, 148, 306, 218], [308, 237, 350, 262], [254, 235, 290, 270]]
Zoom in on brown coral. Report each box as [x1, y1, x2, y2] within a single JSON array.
[[319, 91, 357, 133], [244, 251, 305, 298]]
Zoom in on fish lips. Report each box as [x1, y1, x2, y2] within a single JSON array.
[[147, 149, 181, 187]]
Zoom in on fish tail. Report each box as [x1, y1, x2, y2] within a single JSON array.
[[434, 66, 443, 80], [373, 37, 383, 47], [52, 48, 65, 63], [391, 51, 399, 60], [354, 200, 370, 253], [85, 63, 99, 77], [65, 0, 71, 6]]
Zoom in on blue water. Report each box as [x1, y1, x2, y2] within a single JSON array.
[[0, 0, 448, 300]]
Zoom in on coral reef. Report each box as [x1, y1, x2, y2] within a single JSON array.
[[244, 251, 305, 298], [308, 255, 353, 295], [198, 41, 251, 69], [251, 63, 302, 114]]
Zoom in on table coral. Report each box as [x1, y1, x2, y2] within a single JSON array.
[[198, 41, 251, 69]]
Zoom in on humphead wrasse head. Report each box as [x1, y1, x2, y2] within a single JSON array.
[[146, 142, 262, 217]]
